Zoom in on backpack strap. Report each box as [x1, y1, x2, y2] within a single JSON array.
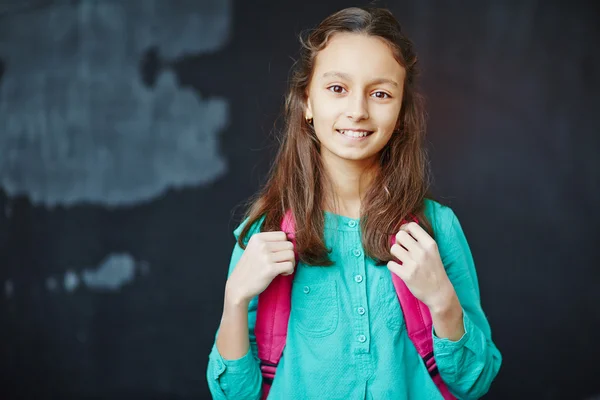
[[256, 212, 455, 400], [390, 216, 456, 400], [255, 211, 296, 400]]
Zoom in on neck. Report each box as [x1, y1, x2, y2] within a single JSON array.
[[321, 154, 378, 219]]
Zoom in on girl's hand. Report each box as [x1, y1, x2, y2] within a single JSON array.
[[388, 222, 455, 313], [225, 231, 296, 306]]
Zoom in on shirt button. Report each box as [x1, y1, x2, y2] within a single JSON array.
[[353, 249, 362, 257], [357, 307, 365, 315], [354, 275, 363, 283], [357, 334, 367, 343], [348, 220, 357, 228], [303, 286, 310, 294]]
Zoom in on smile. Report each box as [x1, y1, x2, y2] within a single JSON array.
[[336, 129, 374, 139]]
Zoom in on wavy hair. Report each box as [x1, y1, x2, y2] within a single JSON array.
[[238, 6, 437, 265]]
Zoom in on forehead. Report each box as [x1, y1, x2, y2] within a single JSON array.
[[313, 32, 405, 82]]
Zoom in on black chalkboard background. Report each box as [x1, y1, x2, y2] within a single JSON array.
[[0, 0, 598, 399]]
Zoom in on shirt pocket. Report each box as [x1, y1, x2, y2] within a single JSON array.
[[291, 280, 339, 338], [376, 275, 405, 332]]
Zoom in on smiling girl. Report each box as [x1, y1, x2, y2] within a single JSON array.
[[207, 6, 501, 400]]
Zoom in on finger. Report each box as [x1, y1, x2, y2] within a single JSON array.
[[258, 231, 288, 242], [390, 243, 410, 263], [399, 222, 434, 246], [276, 261, 295, 276], [271, 249, 296, 263], [394, 230, 419, 253], [268, 240, 295, 253], [387, 260, 407, 280]]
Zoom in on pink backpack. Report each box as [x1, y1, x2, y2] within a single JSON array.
[[255, 211, 456, 399]]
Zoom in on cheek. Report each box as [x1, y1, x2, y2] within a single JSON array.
[[373, 108, 400, 132], [313, 95, 344, 120], [370, 108, 401, 147]]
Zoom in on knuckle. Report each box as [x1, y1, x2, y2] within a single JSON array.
[[413, 248, 424, 260], [263, 249, 274, 261]]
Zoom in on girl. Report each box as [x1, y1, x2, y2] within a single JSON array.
[[207, 6, 502, 400]]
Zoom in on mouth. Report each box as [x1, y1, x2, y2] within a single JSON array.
[[336, 129, 375, 139]]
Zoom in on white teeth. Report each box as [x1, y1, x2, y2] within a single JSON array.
[[339, 130, 371, 138]]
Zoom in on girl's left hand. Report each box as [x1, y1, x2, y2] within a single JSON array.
[[388, 222, 455, 313]]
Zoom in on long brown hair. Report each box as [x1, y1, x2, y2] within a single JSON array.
[[238, 6, 438, 266]]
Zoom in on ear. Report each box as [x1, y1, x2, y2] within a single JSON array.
[[394, 113, 404, 133], [305, 98, 313, 121]]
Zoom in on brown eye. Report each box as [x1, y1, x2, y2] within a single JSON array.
[[328, 85, 346, 94], [373, 91, 391, 99]]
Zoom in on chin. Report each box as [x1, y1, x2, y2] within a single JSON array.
[[333, 150, 377, 162]]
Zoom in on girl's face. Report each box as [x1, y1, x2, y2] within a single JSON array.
[[305, 33, 405, 166]]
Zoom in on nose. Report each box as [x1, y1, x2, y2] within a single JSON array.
[[345, 92, 369, 121]]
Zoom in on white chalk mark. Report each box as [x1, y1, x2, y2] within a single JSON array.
[[43, 253, 150, 294], [63, 270, 80, 293], [0, 0, 232, 207], [81, 253, 135, 291]]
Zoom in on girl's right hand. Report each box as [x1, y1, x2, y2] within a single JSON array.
[[225, 231, 295, 306]]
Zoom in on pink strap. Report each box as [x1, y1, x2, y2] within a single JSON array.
[[257, 212, 455, 400], [256, 211, 296, 399], [390, 217, 455, 400], [388, 218, 433, 358]]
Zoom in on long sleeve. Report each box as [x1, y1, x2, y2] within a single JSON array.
[[432, 209, 503, 399], [206, 219, 263, 400]]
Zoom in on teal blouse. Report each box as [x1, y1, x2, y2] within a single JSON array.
[[207, 199, 502, 399]]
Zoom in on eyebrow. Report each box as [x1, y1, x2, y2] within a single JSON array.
[[321, 71, 399, 88]]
